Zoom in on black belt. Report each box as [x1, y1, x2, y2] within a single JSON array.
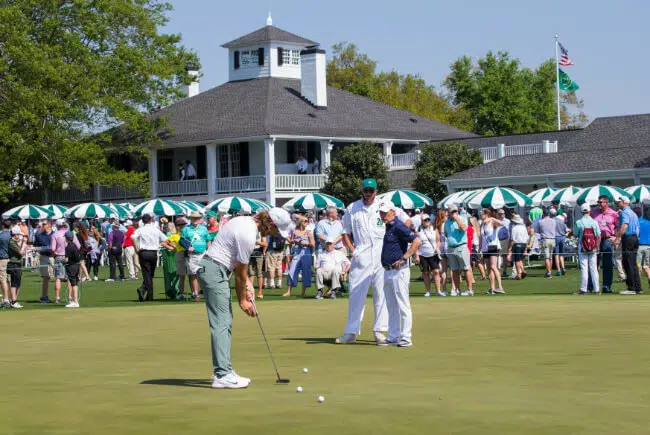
[[448, 243, 466, 248], [383, 263, 407, 271], [0, 257, 7, 260], [140, 249, 158, 252]]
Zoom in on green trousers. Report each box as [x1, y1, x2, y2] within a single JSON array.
[[197, 257, 232, 377]]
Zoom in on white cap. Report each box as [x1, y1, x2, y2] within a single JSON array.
[[550, 208, 558, 215], [268, 207, 291, 238], [325, 238, 335, 244], [378, 201, 395, 213], [415, 209, 421, 213], [55, 218, 66, 226], [11, 226, 22, 235], [125, 220, 133, 226], [421, 213, 430, 221], [581, 203, 591, 213]]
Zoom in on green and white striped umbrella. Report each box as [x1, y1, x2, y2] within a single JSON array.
[[437, 190, 479, 209], [65, 202, 116, 219], [527, 188, 557, 207], [119, 202, 137, 211], [377, 190, 433, 209], [205, 197, 270, 215], [105, 203, 132, 219], [41, 204, 69, 219], [570, 185, 633, 206], [2, 204, 54, 220], [178, 200, 205, 214], [625, 185, 650, 204], [543, 186, 583, 207], [466, 187, 532, 210], [282, 193, 344, 212], [132, 199, 185, 218]]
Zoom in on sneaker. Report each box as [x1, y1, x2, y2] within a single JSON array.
[[40, 296, 51, 303], [105, 278, 115, 282], [562, 269, 567, 276], [335, 333, 356, 344], [55, 298, 61, 304], [330, 292, 336, 299], [232, 370, 251, 385], [116, 278, 123, 282], [509, 273, 518, 280], [1, 300, 10, 308], [424, 291, 431, 297], [10, 302, 23, 309], [555, 272, 562, 276], [211, 372, 249, 389], [136, 287, 145, 302], [521, 272, 527, 279], [450, 290, 459, 297], [377, 339, 399, 347], [179, 294, 185, 302], [493, 288, 505, 294], [436, 291, 447, 297], [487, 289, 496, 295], [573, 290, 588, 295], [460, 290, 474, 296], [637, 290, 644, 295], [545, 272, 552, 278], [315, 290, 324, 300], [65, 302, 80, 308], [619, 290, 637, 295], [192, 294, 201, 302], [397, 339, 413, 348], [93, 276, 98, 281]]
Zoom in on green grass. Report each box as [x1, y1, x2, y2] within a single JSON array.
[[2, 264, 650, 434]]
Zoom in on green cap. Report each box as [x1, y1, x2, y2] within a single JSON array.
[[362, 178, 377, 190], [207, 211, 219, 219]]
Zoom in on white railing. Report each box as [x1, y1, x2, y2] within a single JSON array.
[[385, 152, 418, 169], [157, 179, 208, 197], [481, 147, 498, 163], [100, 186, 143, 201], [50, 188, 94, 204], [504, 143, 544, 157], [276, 174, 326, 191], [549, 141, 558, 153], [214, 176, 266, 194]]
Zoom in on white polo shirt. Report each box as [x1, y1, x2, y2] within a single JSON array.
[[316, 250, 350, 272], [204, 216, 258, 271], [132, 224, 167, 251], [342, 199, 385, 249]]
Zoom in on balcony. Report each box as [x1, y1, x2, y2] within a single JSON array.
[[100, 186, 143, 201], [276, 174, 326, 191], [480, 141, 558, 163], [50, 188, 94, 204], [157, 179, 208, 197], [214, 176, 266, 194], [385, 152, 418, 169]]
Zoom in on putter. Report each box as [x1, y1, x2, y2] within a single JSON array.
[[251, 300, 290, 384]]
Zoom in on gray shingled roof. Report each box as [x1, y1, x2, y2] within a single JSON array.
[[445, 114, 650, 180], [221, 26, 317, 49], [154, 77, 472, 144]]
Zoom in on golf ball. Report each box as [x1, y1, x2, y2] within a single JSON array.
[[296, 386, 303, 393], [318, 395, 325, 403], [302, 368, 309, 373]]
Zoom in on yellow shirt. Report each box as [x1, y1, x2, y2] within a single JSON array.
[[168, 233, 184, 252]]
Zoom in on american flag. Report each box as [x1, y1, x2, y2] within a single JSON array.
[[558, 42, 574, 66]]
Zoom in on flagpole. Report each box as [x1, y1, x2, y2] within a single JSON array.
[[555, 35, 561, 130]]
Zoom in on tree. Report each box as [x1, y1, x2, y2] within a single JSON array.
[[0, 1, 199, 204], [327, 42, 471, 131], [321, 142, 389, 206], [412, 142, 483, 203], [444, 51, 586, 135]]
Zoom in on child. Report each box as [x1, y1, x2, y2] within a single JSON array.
[[7, 226, 28, 308], [64, 231, 82, 308]]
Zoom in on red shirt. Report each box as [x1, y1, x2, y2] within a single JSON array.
[[467, 224, 474, 255], [123, 226, 135, 247]]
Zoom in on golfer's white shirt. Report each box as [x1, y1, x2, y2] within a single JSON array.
[[204, 216, 258, 271], [132, 224, 167, 250], [316, 250, 350, 272], [343, 199, 385, 249]]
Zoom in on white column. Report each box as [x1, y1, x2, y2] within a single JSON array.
[[497, 143, 505, 159], [206, 143, 217, 201], [264, 138, 276, 205], [542, 140, 551, 153], [320, 140, 333, 172], [634, 172, 641, 185], [383, 141, 393, 166], [148, 148, 158, 198]]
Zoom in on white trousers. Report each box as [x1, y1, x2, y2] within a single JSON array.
[[316, 266, 342, 290], [344, 247, 388, 335], [579, 251, 599, 292], [124, 246, 140, 279], [384, 266, 412, 343]]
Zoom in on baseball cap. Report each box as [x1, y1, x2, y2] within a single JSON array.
[[362, 178, 377, 190], [617, 196, 630, 203], [447, 204, 458, 212], [267, 207, 291, 238], [55, 218, 66, 226], [64, 230, 74, 239], [421, 213, 430, 221], [550, 208, 558, 215], [207, 211, 218, 219], [10, 226, 22, 235], [188, 211, 203, 219], [325, 238, 335, 244], [378, 200, 395, 213], [125, 220, 133, 226], [415, 208, 421, 213], [581, 203, 591, 213]]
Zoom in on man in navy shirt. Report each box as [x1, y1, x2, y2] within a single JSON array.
[[378, 200, 421, 348], [34, 220, 54, 303]]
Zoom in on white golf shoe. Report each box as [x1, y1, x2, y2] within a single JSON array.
[[232, 370, 251, 385], [335, 333, 356, 344], [212, 372, 250, 389], [373, 331, 387, 344]]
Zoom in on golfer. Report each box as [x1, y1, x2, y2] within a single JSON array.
[[199, 207, 291, 389], [336, 178, 389, 345]]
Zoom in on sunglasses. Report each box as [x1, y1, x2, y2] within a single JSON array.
[[362, 189, 375, 194]]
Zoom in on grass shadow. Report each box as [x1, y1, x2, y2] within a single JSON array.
[[141, 379, 211, 389], [281, 337, 376, 345]]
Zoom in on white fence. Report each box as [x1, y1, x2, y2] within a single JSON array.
[[276, 174, 326, 191], [480, 147, 499, 163], [157, 179, 208, 197], [214, 176, 266, 194], [479, 141, 558, 163], [385, 152, 418, 169]]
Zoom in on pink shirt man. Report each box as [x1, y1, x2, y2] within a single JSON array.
[[50, 226, 80, 256], [590, 207, 619, 239]]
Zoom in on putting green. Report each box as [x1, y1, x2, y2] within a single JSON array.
[[2, 290, 650, 434]]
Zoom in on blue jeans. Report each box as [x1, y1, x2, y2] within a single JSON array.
[[288, 250, 313, 288], [599, 238, 615, 290]]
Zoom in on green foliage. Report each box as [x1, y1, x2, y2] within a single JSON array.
[[412, 142, 483, 203], [0, 0, 199, 203], [321, 142, 389, 206], [327, 42, 471, 131]]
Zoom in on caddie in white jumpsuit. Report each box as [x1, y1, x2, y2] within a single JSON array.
[[336, 178, 390, 345]]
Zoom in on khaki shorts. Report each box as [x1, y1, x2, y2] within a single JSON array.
[[541, 239, 556, 260], [248, 256, 264, 278], [0, 259, 7, 283], [39, 254, 54, 278], [638, 245, 650, 269], [447, 245, 470, 271], [175, 251, 187, 277], [265, 252, 283, 274], [54, 255, 67, 280], [187, 253, 204, 276]]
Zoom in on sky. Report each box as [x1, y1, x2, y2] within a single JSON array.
[[165, 0, 649, 121]]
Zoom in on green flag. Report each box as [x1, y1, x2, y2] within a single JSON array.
[[559, 68, 579, 91]]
